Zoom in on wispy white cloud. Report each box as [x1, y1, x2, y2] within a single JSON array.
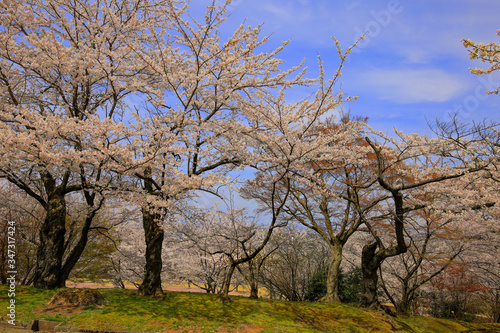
[[358, 68, 468, 104], [210, 0, 500, 132]]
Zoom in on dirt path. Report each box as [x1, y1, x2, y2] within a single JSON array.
[[65, 282, 252, 297]]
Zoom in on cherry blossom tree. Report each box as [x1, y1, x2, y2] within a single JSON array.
[[106, 0, 317, 296], [171, 191, 291, 302], [112, 0, 369, 297], [109, 219, 147, 289], [467, 195, 500, 322], [0, 0, 150, 288], [1, 0, 368, 295], [235, 33, 368, 302], [468, 220, 500, 322], [463, 28, 500, 95], [258, 226, 330, 302], [243, 116, 385, 304], [359, 128, 490, 309], [378, 207, 468, 315], [168, 246, 228, 294], [430, 114, 500, 321]]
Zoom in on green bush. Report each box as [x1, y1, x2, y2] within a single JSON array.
[[339, 267, 363, 304], [304, 269, 328, 302], [304, 267, 363, 303]]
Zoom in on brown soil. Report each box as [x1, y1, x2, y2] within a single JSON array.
[[66, 282, 252, 297]]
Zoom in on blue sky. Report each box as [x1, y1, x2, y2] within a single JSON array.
[[204, 0, 500, 135]]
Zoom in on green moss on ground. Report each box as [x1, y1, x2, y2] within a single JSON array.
[[1, 285, 499, 333]]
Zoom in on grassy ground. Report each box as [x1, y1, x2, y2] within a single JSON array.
[[1, 285, 499, 333]]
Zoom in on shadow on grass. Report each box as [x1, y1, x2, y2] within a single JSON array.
[[2, 286, 500, 333]]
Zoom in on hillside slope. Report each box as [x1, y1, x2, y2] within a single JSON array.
[[1, 286, 499, 332]]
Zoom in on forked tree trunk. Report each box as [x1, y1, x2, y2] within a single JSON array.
[[138, 207, 164, 296], [33, 193, 67, 289], [357, 144, 410, 309], [61, 200, 98, 283], [32, 170, 99, 290], [360, 241, 407, 309], [237, 260, 261, 299]]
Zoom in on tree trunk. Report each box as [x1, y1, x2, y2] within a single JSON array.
[[249, 279, 259, 299], [60, 207, 96, 284], [360, 242, 380, 309], [360, 241, 407, 309], [323, 242, 343, 303], [33, 193, 67, 289], [138, 207, 164, 296], [220, 263, 236, 302], [396, 284, 412, 315], [247, 262, 260, 299], [493, 290, 500, 323], [237, 261, 260, 299], [207, 277, 216, 293]]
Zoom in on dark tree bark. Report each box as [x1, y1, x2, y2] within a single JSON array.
[[246, 262, 260, 299], [360, 138, 409, 308], [138, 167, 165, 296], [360, 241, 406, 309], [33, 191, 67, 289], [31, 168, 103, 289], [249, 282, 259, 299], [220, 263, 237, 302], [60, 193, 103, 284], [361, 137, 483, 309], [360, 242, 379, 308], [138, 207, 165, 296]]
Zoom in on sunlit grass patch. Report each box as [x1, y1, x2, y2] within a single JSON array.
[[2, 285, 500, 332]]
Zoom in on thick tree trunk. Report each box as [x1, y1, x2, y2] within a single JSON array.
[[33, 193, 67, 289], [138, 208, 164, 296], [360, 241, 407, 309], [360, 242, 380, 309], [323, 242, 343, 303]]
